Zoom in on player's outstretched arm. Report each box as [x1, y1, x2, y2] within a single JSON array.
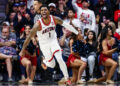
[[54, 16, 78, 35], [19, 22, 40, 57]]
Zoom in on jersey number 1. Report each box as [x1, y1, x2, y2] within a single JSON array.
[[49, 32, 51, 38]]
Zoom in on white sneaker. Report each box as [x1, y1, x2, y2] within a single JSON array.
[[21, 75, 25, 80], [89, 77, 94, 81], [87, 78, 97, 83], [88, 78, 95, 83], [106, 80, 114, 84], [81, 78, 86, 82], [77, 80, 84, 84], [28, 80, 33, 84]]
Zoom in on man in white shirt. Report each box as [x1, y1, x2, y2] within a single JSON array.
[[72, 0, 96, 34]]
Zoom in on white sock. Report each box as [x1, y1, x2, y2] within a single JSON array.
[[54, 51, 69, 80]]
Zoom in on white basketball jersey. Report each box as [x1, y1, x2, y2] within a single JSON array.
[[37, 15, 57, 44]]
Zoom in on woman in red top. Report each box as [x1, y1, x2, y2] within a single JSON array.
[[92, 26, 117, 84]]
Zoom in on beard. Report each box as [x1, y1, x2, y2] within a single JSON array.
[[50, 11, 55, 15]]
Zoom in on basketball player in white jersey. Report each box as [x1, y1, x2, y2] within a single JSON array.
[[19, 5, 78, 85]]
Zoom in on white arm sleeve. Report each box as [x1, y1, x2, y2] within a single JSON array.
[[72, 0, 79, 12], [62, 22, 78, 35], [91, 11, 96, 31], [72, 0, 82, 19]]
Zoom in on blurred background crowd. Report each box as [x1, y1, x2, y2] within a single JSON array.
[[0, 0, 120, 83]]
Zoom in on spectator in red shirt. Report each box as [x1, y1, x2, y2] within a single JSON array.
[[114, 9, 120, 23], [114, 18, 120, 40]]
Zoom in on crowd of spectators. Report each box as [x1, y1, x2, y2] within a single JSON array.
[[0, 0, 120, 84]]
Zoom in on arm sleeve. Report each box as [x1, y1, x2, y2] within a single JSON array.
[[72, 0, 80, 12], [62, 22, 78, 35], [91, 11, 96, 31]]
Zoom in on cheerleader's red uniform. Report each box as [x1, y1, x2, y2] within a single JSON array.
[[20, 52, 37, 66], [99, 43, 112, 65], [66, 54, 81, 68], [114, 32, 120, 40]]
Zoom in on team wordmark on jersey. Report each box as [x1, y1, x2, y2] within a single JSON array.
[[42, 27, 55, 34]]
